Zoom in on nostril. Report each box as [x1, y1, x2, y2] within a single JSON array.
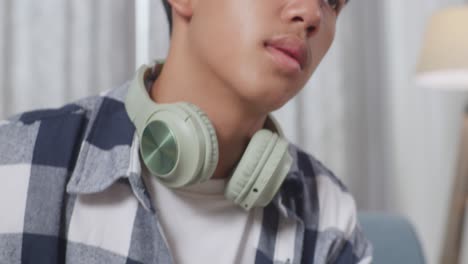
[[306, 25, 316, 35], [291, 16, 318, 36], [292, 16, 304, 23]]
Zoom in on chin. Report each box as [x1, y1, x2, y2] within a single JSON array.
[[248, 89, 297, 112], [269, 96, 294, 111], [264, 84, 301, 108], [232, 66, 304, 111]]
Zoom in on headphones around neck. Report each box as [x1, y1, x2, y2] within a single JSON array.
[[125, 64, 293, 210]]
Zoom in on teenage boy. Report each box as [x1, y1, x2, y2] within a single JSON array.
[[0, 0, 372, 263]]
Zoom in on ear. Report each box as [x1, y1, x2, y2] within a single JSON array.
[[167, 0, 194, 18]]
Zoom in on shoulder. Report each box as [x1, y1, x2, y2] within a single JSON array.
[[0, 105, 84, 168], [286, 143, 357, 234], [287, 143, 350, 199], [0, 83, 129, 167], [286, 143, 372, 263]]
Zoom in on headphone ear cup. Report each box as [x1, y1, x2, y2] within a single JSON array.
[[226, 129, 292, 210], [180, 103, 219, 183], [125, 65, 219, 187], [225, 130, 271, 201]]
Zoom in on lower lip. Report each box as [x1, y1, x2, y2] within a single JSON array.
[[265, 45, 301, 73]]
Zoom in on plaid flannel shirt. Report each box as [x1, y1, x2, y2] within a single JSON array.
[[0, 82, 372, 264]]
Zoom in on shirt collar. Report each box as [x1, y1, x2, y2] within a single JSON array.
[[65, 82, 154, 212]]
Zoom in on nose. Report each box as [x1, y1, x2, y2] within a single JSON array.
[[282, 0, 322, 38]]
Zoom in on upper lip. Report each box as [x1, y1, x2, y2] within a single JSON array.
[[265, 35, 308, 70]]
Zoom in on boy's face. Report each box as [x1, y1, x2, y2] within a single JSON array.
[[186, 0, 344, 112]]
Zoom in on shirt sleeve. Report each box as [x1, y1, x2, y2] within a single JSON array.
[[313, 173, 373, 263], [332, 223, 373, 264]]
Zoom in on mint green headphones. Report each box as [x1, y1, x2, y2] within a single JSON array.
[[125, 64, 293, 210]]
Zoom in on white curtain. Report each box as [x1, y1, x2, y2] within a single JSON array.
[[1, 0, 468, 263], [0, 0, 135, 117]]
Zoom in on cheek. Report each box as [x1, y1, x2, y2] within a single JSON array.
[[307, 23, 336, 75], [189, 1, 259, 69], [191, 3, 265, 80]]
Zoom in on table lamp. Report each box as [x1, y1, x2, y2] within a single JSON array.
[[415, 5, 468, 264]]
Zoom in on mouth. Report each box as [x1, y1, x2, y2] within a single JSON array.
[[264, 36, 308, 72]]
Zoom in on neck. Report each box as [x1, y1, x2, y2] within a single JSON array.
[[150, 40, 268, 179]]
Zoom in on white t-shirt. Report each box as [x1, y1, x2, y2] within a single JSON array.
[[143, 171, 264, 264]]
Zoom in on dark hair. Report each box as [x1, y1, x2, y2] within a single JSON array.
[[162, 0, 173, 34]]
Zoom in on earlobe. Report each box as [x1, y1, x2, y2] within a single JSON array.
[[167, 0, 193, 18]]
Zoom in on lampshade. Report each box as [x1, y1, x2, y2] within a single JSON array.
[[415, 5, 468, 90]]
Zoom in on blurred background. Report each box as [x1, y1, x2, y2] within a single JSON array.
[[1, 0, 468, 263]]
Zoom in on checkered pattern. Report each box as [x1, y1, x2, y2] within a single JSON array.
[[0, 82, 372, 264]]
